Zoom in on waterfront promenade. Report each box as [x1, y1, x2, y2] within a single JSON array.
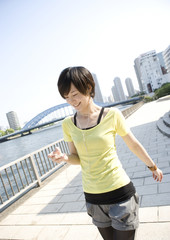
[[0, 97, 170, 240]]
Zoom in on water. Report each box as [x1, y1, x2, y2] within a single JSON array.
[[0, 123, 64, 167], [0, 105, 132, 168]]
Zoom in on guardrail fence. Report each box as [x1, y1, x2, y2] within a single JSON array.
[[122, 101, 144, 118], [0, 139, 69, 212]]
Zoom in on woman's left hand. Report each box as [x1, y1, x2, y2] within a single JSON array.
[[152, 168, 163, 182]]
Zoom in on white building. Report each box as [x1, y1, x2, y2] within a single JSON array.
[[135, 50, 165, 93], [92, 73, 104, 103], [163, 45, 170, 73], [113, 77, 126, 101], [6, 111, 20, 130], [125, 78, 135, 97]]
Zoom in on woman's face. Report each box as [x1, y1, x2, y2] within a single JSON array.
[[64, 83, 91, 111]]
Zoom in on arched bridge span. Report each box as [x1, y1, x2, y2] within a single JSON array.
[[22, 103, 72, 130]]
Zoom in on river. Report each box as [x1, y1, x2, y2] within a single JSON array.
[[0, 123, 64, 167]]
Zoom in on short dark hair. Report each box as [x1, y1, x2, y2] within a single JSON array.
[[57, 66, 95, 99]]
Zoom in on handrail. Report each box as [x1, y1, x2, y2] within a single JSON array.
[[121, 101, 144, 118], [0, 139, 69, 212]]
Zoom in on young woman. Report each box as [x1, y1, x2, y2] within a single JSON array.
[[48, 66, 163, 240]]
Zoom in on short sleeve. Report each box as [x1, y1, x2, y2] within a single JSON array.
[[114, 108, 130, 136], [62, 118, 73, 142]]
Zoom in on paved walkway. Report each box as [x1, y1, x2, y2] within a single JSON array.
[[0, 97, 170, 240]]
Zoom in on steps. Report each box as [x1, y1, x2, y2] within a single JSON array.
[[157, 111, 170, 137]]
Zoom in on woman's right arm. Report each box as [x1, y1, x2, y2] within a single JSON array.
[[66, 142, 80, 165], [48, 141, 80, 165]]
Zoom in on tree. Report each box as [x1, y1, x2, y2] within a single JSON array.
[[0, 130, 6, 137], [154, 83, 170, 99], [5, 128, 15, 135]]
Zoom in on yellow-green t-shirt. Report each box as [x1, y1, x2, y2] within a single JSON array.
[[62, 107, 130, 194]]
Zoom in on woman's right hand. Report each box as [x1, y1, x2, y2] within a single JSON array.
[[48, 147, 68, 164]]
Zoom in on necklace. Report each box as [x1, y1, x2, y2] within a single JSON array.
[[76, 113, 91, 182], [76, 113, 90, 152]]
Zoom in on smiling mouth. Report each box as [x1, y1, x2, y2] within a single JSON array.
[[73, 102, 81, 107]]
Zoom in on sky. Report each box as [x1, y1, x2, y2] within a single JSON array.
[[0, 0, 170, 128]]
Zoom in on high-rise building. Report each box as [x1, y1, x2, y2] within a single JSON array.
[[163, 45, 170, 73], [92, 73, 104, 103], [6, 111, 20, 130], [113, 77, 126, 101], [125, 78, 135, 97], [134, 50, 164, 93], [111, 86, 120, 102]]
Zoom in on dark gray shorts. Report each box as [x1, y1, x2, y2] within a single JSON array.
[[86, 193, 139, 231]]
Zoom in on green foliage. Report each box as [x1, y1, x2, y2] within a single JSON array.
[[131, 91, 145, 98], [5, 128, 15, 135], [144, 96, 154, 102], [0, 130, 6, 137], [0, 128, 15, 137], [154, 83, 170, 99]]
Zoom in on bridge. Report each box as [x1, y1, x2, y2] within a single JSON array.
[[22, 103, 73, 130], [0, 97, 143, 143]]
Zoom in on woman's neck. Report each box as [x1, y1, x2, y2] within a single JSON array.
[[77, 99, 100, 118]]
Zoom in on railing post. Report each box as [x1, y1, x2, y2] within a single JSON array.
[[29, 155, 41, 187]]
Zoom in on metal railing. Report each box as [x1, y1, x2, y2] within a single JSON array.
[[0, 139, 69, 212], [122, 101, 144, 118]]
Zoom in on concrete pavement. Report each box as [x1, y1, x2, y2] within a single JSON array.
[[0, 97, 170, 240]]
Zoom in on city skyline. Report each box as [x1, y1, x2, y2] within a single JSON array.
[[0, 0, 170, 127]]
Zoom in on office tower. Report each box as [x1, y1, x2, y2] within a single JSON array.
[[6, 111, 21, 130], [134, 50, 164, 93], [163, 45, 170, 73], [92, 73, 104, 103], [125, 78, 135, 97], [111, 86, 120, 102], [113, 77, 126, 101]]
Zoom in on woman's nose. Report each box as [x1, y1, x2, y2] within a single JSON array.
[[66, 97, 75, 105]]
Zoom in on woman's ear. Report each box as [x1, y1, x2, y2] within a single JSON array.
[[87, 84, 94, 97], [87, 84, 92, 92]]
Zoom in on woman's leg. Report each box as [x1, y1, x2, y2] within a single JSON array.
[[97, 226, 114, 240], [113, 228, 136, 240], [98, 227, 136, 240]]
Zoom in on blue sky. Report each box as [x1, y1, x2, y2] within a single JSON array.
[[0, 0, 170, 127]]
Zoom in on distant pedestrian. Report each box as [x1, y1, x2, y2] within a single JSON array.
[[48, 66, 163, 240]]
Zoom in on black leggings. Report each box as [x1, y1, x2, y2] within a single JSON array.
[[98, 226, 136, 240]]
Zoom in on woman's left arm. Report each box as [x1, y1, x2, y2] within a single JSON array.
[[122, 131, 163, 182]]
